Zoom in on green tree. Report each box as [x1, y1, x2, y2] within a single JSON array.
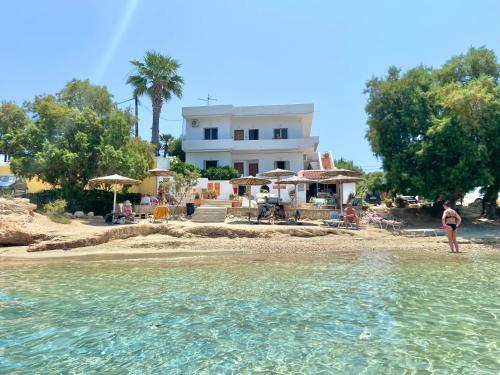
[[57, 79, 113, 116], [160, 170, 199, 215], [365, 47, 500, 217], [127, 51, 183, 154], [0, 102, 29, 161], [159, 133, 174, 157], [168, 137, 185, 161], [8, 80, 154, 197], [334, 158, 364, 174], [169, 158, 200, 176]]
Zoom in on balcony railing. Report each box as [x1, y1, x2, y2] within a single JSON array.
[[182, 137, 319, 152]]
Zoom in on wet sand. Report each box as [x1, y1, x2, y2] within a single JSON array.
[[1, 220, 497, 264]]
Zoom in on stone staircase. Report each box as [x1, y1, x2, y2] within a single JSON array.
[[191, 200, 230, 223]]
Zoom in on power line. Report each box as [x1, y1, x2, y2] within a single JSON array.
[[138, 102, 182, 122], [117, 97, 134, 105]]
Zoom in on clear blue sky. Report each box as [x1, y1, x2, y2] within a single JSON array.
[[2, 0, 499, 172]]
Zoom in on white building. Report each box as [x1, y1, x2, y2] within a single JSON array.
[[181, 103, 355, 205], [182, 104, 318, 176]]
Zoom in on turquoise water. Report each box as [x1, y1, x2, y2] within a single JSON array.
[[1, 251, 500, 374]]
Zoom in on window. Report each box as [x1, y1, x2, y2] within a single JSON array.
[[273, 128, 288, 139], [274, 161, 290, 170], [249, 162, 259, 176], [233, 162, 244, 175], [204, 160, 218, 169], [249, 129, 259, 140], [204, 128, 218, 140], [234, 129, 244, 141]]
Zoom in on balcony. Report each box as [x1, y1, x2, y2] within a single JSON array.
[[182, 137, 319, 152]]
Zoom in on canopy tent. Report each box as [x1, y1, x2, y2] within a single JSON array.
[[260, 168, 296, 204], [230, 176, 272, 221], [88, 174, 140, 212], [321, 174, 363, 211], [276, 176, 317, 207]]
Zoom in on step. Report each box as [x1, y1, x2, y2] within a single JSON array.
[[191, 206, 227, 223], [201, 200, 231, 207]]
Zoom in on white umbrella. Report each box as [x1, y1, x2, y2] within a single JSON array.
[[260, 168, 296, 204], [89, 174, 140, 212], [230, 176, 272, 221], [276, 176, 317, 207], [321, 175, 363, 211]]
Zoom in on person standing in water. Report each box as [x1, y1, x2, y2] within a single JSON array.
[[442, 200, 462, 253]]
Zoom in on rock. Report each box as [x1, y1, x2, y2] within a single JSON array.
[[87, 212, 94, 217], [64, 212, 74, 219], [74, 211, 85, 218], [0, 198, 48, 245]]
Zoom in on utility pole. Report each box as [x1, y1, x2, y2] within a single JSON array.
[[134, 94, 139, 138], [198, 94, 217, 106]]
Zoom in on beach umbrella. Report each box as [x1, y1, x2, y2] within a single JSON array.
[[318, 168, 362, 178], [321, 175, 363, 211], [149, 168, 175, 196], [260, 168, 296, 204], [148, 168, 175, 177], [230, 176, 272, 221], [276, 176, 317, 207], [89, 174, 140, 213]]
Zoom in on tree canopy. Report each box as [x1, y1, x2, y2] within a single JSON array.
[[365, 47, 500, 216], [6, 80, 155, 196]]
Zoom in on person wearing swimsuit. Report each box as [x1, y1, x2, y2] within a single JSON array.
[[442, 200, 462, 253]]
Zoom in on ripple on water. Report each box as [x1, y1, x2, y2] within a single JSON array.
[[1, 252, 500, 373]]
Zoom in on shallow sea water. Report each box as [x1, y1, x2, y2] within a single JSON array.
[[1, 251, 500, 374]]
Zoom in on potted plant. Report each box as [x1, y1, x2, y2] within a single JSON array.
[[230, 194, 242, 208], [194, 193, 201, 207], [207, 189, 218, 199]]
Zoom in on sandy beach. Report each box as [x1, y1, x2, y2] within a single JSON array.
[[2, 215, 498, 264]]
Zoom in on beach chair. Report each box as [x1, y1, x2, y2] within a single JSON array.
[[323, 211, 343, 228], [149, 206, 169, 224]]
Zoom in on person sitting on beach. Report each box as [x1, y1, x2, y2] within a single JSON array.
[[343, 202, 360, 227], [122, 200, 135, 220]]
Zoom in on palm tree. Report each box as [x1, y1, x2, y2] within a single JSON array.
[[127, 51, 183, 155], [159, 133, 174, 158]]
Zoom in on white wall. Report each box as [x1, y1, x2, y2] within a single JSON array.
[[184, 116, 231, 140], [186, 151, 232, 170], [230, 116, 304, 140]]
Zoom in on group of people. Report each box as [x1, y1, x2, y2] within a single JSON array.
[[344, 201, 462, 254]]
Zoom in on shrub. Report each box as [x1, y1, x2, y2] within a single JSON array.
[[395, 197, 409, 208], [201, 166, 240, 180], [30, 189, 141, 216], [43, 199, 67, 214]]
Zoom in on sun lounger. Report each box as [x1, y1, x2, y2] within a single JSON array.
[[149, 206, 169, 223], [367, 212, 403, 231], [323, 211, 344, 228]]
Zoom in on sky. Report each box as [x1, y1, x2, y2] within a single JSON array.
[[1, 0, 499, 172]]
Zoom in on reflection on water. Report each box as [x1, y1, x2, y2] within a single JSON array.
[[1, 251, 500, 373]]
